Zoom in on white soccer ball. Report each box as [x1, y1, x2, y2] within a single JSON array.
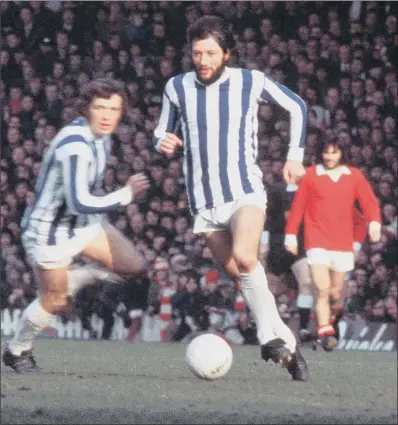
[[185, 333, 233, 380]]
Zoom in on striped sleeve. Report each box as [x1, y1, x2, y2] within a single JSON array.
[[260, 74, 307, 162], [57, 144, 132, 214], [153, 78, 180, 152], [285, 175, 309, 246]]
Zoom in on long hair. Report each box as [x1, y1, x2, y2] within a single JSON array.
[[187, 15, 235, 53], [79, 78, 128, 118], [316, 137, 350, 164]]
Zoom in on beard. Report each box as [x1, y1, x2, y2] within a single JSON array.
[[194, 61, 227, 86]]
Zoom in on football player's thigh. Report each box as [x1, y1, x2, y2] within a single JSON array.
[[81, 224, 145, 275], [205, 230, 240, 281], [230, 205, 265, 256]]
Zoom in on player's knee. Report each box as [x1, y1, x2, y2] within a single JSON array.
[[107, 253, 147, 277], [222, 260, 241, 283], [124, 256, 148, 277], [232, 248, 258, 273], [329, 288, 342, 302], [135, 257, 148, 276]]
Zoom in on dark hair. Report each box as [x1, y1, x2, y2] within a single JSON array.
[[187, 15, 235, 53], [79, 78, 128, 117], [316, 137, 349, 164]]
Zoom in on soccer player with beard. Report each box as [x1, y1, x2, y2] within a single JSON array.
[[285, 138, 381, 351], [154, 15, 309, 381]]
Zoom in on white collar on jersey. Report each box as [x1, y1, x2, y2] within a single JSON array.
[[316, 164, 351, 176], [194, 66, 232, 87]]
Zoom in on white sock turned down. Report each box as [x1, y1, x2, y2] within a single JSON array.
[[8, 298, 53, 356], [240, 262, 297, 353], [67, 264, 125, 298]]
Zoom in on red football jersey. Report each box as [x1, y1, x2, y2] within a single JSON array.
[[285, 165, 381, 251]]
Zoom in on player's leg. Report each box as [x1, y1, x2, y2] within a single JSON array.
[[229, 206, 299, 361], [4, 265, 69, 372], [80, 223, 147, 276], [307, 249, 337, 351], [205, 228, 287, 362], [329, 270, 346, 318], [329, 270, 346, 340], [291, 257, 314, 340], [329, 251, 354, 339], [229, 205, 308, 380], [309, 264, 331, 329]]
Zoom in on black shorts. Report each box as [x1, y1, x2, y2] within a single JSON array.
[[266, 248, 305, 276]]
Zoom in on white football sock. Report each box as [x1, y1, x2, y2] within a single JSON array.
[[8, 298, 53, 356], [67, 265, 124, 298], [297, 294, 314, 309], [241, 262, 297, 352], [240, 262, 277, 346], [264, 287, 297, 353]]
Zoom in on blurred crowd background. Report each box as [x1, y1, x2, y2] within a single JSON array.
[[1, 1, 397, 343]]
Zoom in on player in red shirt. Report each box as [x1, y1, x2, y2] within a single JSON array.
[[285, 138, 381, 351]]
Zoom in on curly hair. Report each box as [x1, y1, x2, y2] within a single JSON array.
[[316, 137, 350, 164], [187, 15, 235, 53], [79, 78, 128, 118]]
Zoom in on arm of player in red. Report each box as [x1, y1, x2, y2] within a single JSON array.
[[353, 207, 367, 252], [354, 170, 382, 243]]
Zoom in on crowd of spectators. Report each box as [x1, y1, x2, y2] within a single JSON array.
[[1, 1, 397, 342]]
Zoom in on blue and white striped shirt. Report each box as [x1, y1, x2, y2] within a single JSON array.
[[22, 117, 132, 246], [154, 67, 307, 215]]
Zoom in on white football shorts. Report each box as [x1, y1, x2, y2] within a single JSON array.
[[193, 192, 267, 234], [22, 221, 105, 270], [306, 248, 355, 272]]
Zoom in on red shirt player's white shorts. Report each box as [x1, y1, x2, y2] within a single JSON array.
[[306, 248, 354, 272]]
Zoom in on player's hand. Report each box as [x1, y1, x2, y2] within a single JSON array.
[[283, 160, 306, 184], [285, 245, 298, 256], [159, 133, 183, 158], [126, 173, 150, 199], [368, 222, 381, 243]]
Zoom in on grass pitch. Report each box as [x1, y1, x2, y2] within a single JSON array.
[[1, 339, 397, 424]]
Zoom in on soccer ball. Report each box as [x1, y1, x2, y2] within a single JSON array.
[[185, 333, 233, 380]]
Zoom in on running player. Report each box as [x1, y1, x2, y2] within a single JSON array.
[[154, 16, 309, 381], [263, 181, 368, 344], [3, 79, 150, 372], [285, 138, 381, 351]]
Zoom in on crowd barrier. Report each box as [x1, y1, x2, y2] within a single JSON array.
[[1, 308, 396, 351]]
